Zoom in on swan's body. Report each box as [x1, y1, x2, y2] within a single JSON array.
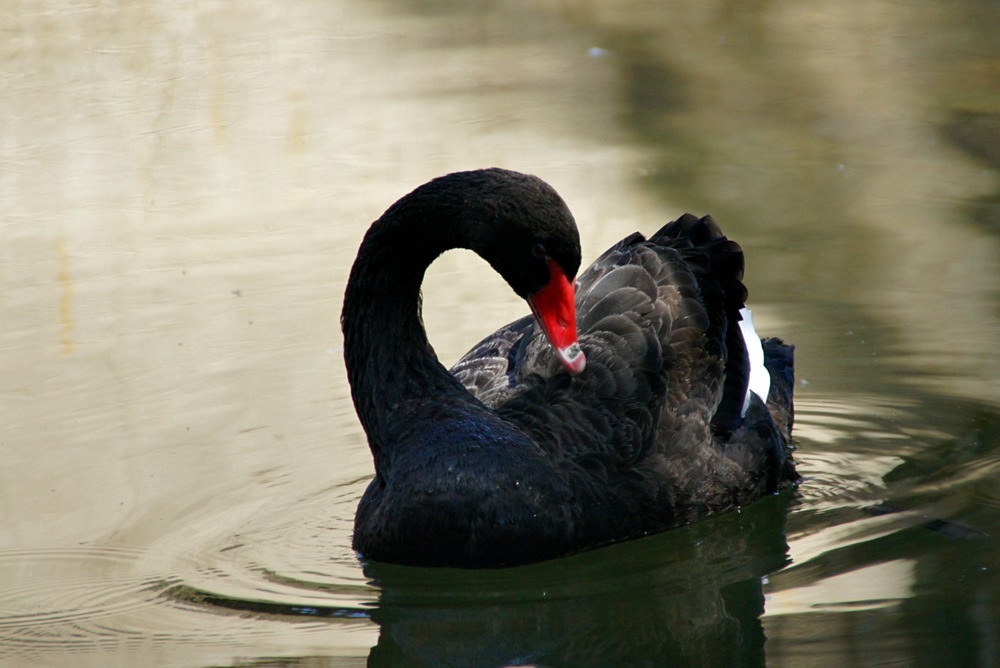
[[342, 169, 796, 568]]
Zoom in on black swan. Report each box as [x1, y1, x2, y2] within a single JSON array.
[[342, 168, 797, 568]]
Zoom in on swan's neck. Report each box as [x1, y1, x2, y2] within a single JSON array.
[[341, 208, 484, 471]]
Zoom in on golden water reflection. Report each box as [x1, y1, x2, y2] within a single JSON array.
[[1, 0, 999, 665]]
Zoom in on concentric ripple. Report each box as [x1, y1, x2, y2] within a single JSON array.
[[0, 546, 176, 662], [0, 477, 380, 665]]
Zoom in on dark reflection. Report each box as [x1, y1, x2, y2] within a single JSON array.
[[766, 401, 1000, 665], [168, 494, 794, 666], [168, 584, 372, 620], [944, 109, 1000, 234], [885, 404, 1000, 668], [363, 493, 793, 667]]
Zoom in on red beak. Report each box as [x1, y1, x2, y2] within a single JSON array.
[[528, 259, 586, 375]]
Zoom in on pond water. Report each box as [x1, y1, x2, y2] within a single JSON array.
[[2, 0, 999, 665]]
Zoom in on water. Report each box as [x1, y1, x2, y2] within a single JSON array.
[[2, 0, 999, 665]]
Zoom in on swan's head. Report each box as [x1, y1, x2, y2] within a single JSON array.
[[456, 169, 586, 375]]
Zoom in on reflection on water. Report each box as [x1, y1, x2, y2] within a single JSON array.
[[2, 0, 999, 665], [161, 492, 792, 666]]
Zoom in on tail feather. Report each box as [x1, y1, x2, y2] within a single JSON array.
[[762, 337, 795, 439], [650, 214, 751, 434]]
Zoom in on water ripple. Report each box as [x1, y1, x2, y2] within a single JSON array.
[[0, 479, 379, 664]]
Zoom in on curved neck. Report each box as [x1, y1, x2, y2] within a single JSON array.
[[341, 196, 484, 470]]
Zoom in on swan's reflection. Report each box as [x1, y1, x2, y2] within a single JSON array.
[[363, 493, 793, 667]]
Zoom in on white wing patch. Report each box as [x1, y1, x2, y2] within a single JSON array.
[[738, 307, 770, 417]]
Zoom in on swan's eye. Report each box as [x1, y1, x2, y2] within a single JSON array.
[[532, 243, 548, 259]]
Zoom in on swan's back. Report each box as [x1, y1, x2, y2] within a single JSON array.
[[451, 214, 796, 537]]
